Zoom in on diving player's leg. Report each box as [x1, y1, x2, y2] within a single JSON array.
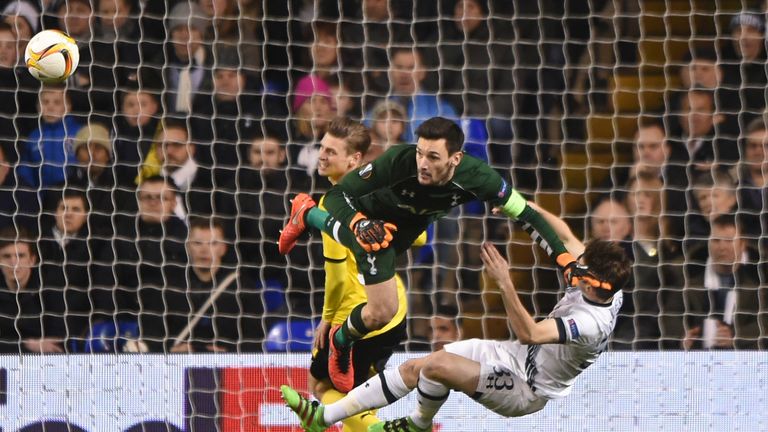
[[369, 350, 481, 432], [283, 357, 423, 430]]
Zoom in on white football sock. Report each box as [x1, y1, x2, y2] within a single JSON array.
[[323, 367, 411, 425], [409, 371, 449, 429]]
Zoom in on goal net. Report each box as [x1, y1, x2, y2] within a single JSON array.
[[0, 0, 765, 430]]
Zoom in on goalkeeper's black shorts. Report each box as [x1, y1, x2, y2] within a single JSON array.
[[310, 317, 407, 389]]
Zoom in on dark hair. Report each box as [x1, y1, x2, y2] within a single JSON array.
[[0, 226, 37, 258], [683, 46, 718, 63], [312, 21, 337, 39], [162, 116, 189, 136], [327, 116, 371, 155], [59, 189, 90, 212], [433, 303, 463, 326], [141, 175, 178, 193], [711, 213, 737, 230], [415, 117, 464, 154], [189, 216, 225, 234], [591, 194, 630, 218], [637, 116, 665, 134], [0, 22, 13, 34], [746, 116, 767, 135], [581, 239, 632, 299]]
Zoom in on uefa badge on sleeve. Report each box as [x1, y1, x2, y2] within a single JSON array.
[[358, 163, 373, 179]]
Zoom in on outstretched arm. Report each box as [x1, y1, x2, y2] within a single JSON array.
[[524, 201, 585, 258], [496, 190, 578, 267], [480, 242, 562, 345]]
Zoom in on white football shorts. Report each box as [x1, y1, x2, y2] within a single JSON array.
[[444, 338, 548, 417]]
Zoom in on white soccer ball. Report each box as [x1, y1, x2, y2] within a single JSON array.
[[24, 29, 80, 83]]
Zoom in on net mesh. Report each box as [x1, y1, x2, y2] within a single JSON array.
[[0, 0, 764, 357]]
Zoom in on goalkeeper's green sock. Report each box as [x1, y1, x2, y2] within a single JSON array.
[[334, 303, 369, 348], [306, 208, 360, 250]]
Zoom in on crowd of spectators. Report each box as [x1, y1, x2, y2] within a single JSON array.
[[0, 0, 765, 353]]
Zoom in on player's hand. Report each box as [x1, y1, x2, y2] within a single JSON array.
[[171, 342, 194, 353], [683, 326, 701, 350], [480, 242, 513, 288], [713, 321, 734, 348], [314, 320, 331, 351], [352, 217, 397, 252], [23, 338, 63, 353]]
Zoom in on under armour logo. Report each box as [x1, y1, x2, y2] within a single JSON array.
[[401, 189, 415, 198], [450, 193, 460, 206], [367, 254, 377, 275]]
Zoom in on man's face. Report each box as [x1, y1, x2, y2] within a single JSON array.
[[590, 200, 632, 241], [97, 0, 130, 30], [709, 223, 743, 269], [249, 138, 285, 170], [634, 126, 667, 167], [695, 187, 713, 217], [214, 69, 244, 101], [454, 0, 484, 34], [0, 29, 18, 68], [76, 142, 111, 167], [373, 113, 405, 144], [0, 242, 36, 288], [744, 128, 768, 168], [59, 1, 92, 38], [430, 316, 459, 351], [158, 127, 193, 170], [415, 137, 461, 186], [710, 185, 736, 216], [171, 26, 203, 61], [138, 181, 176, 223], [311, 32, 338, 68], [733, 25, 764, 62], [390, 51, 425, 96], [187, 226, 227, 270], [684, 59, 720, 88], [3, 16, 31, 42], [40, 89, 69, 124], [682, 92, 717, 138], [318, 133, 358, 182], [363, 0, 389, 20], [121, 91, 158, 127], [628, 178, 662, 217], [56, 196, 88, 234]]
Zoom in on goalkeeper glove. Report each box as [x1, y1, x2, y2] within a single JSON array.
[[557, 252, 612, 290], [556, 252, 587, 286], [350, 213, 397, 252]]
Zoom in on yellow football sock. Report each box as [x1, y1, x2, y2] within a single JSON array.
[[321, 388, 380, 432]]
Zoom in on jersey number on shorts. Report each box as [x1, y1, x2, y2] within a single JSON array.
[[485, 365, 515, 390]]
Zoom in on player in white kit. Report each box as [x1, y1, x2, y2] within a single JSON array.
[[281, 201, 632, 432]]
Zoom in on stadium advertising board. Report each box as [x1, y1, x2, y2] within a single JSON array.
[[0, 352, 764, 431]]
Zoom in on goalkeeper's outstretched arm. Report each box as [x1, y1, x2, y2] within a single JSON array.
[[524, 201, 586, 258]]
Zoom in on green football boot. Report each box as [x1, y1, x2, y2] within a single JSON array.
[[280, 385, 328, 432]]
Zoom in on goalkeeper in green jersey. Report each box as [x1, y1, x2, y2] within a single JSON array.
[[279, 116, 577, 395]]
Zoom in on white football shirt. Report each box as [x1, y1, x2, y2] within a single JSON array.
[[507, 286, 623, 399]]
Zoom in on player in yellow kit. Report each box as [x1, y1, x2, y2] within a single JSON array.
[[307, 117, 424, 431]]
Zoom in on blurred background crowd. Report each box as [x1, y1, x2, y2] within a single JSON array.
[[0, 0, 766, 353]]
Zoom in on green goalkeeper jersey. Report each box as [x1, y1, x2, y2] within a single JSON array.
[[323, 144, 511, 228]]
